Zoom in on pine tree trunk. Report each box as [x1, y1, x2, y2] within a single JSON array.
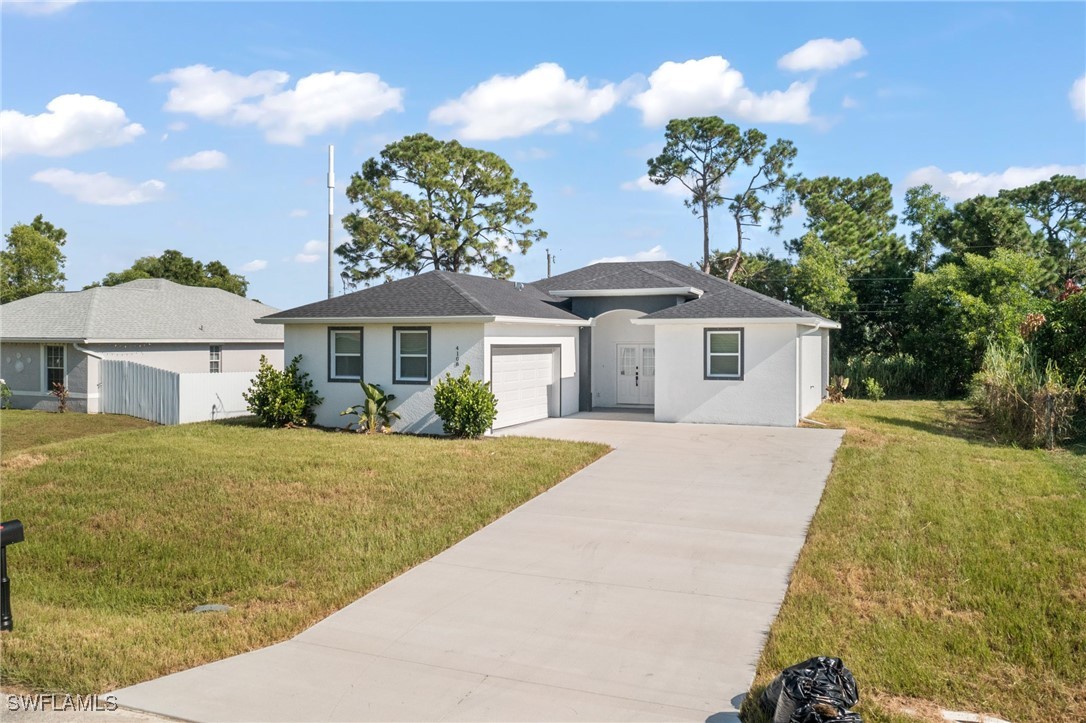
[[701, 198, 711, 272], [726, 209, 743, 281]]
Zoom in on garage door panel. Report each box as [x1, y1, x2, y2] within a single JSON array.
[[492, 348, 556, 429]]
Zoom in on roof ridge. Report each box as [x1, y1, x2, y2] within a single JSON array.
[[715, 276, 828, 319], [640, 265, 694, 288], [435, 271, 492, 316]]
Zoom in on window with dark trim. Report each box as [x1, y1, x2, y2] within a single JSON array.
[[394, 327, 430, 384], [329, 328, 363, 381], [46, 344, 65, 390], [209, 345, 222, 373], [704, 328, 743, 380]]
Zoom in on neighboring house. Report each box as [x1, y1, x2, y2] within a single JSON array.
[[1, 279, 284, 415], [259, 261, 839, 432]]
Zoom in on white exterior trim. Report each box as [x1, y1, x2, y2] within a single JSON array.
[[547, 287, 703, 298], [3, 337, 281, 344], [490, 316, 589, 327], [257, 315, 494, 325], [632, 316, 841, 329]]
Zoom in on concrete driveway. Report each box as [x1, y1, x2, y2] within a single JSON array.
[[114, 414, 843, 722]]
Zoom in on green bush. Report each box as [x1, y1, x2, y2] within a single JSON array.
[[341, 380, 400, 434], [433, 365, 497, 438], [831, 352, 937, 398], [243, 355, 323, 427], [0, 378, 11, 409], [862, 377, 885, 402]]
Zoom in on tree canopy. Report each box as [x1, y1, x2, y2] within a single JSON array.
[[89, 249, 249, 296], [647, 117, 796, 277], [337, 133, 544, 286], [1, 214, 68, 303]]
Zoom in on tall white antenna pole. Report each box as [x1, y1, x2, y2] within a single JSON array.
[[327, 144, 335, 299]]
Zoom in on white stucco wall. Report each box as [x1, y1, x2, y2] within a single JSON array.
[[591, 309, 654, 408], [798, 327, 823, 418], [1, 342, 94, 413], [653, 323, 800, 427], [90, 342, 283, 374], [482, 322, 581, 417], [285, 323, 485, 434]]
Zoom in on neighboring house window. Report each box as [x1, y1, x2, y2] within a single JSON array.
[[209, 345, 222, 373], [394, 327, 430, 384], [705, 329, 743, 380], [329, 328, 363, 381], [46, 344, 65, 390]]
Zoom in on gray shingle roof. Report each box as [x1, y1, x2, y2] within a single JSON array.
[[1, 279, 283, 341], [262, 271, 583, 322], [535, 261, 832, 322]]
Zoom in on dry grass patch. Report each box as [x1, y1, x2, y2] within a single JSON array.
[[0, 410, 155, 458]]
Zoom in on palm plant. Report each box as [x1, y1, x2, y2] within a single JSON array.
[[341, 381, 400, 434]]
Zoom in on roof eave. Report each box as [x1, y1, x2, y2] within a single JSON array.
[[257, 315, 497, 325], [489, 315, 590, 327], [632, 316, 840, 328], [547, 286, 703, 298]]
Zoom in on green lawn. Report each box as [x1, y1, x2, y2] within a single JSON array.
[[0, 411, 608, 694], [748, 400, 1085, 723], [1, 410, 155, 458]]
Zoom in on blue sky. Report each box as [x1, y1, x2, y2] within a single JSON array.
[[3, 1, 1084, 309]]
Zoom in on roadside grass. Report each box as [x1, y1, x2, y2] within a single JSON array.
[[0, 412, 607, 693], [746, 400, 1085, 723], [0, 410, 155, 458]]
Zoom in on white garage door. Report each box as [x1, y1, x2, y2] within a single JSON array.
[[491, 348, 556, 430]]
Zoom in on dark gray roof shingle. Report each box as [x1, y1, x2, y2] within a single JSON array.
[[262, 271, 582, 322], [534, 261, 830, 322]]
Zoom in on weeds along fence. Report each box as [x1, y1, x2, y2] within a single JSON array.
[[970, 343, 1085, 449]]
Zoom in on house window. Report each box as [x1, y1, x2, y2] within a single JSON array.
[[46, 345, 65, 390], [394, 327, 430, 384], [705, 329, 743, 380], [329, 328, 363, 381], [209, 345, 222, 373]]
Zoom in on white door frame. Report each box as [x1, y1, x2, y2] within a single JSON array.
[[616, 343, 654, 406]]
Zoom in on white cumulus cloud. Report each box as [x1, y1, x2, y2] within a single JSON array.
[[430, 63, 621, 140], [629, 56, 813, 126], [294, 239, 325, 263], [620, 174, 689, 198], [153, 64, 404, 145], [778, 38, 867, 72], [241, 259, 268, 272], [591, 245, 670, 264], [32, 168, 166, 205], [1, 94, 144, 158], [1071, 75, 1086, 121], [904, 164, 1086, 202], [289, 208, 309, 218], [168, 149, 228, 171]]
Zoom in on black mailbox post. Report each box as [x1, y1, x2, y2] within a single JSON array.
[[1, 519, 25, 632]]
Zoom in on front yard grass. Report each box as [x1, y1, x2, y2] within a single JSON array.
[[749, 400, 1085, 723], [1, 410, 155, 458], [0, 411, 607, 694]]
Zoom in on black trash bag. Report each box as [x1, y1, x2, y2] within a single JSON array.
[[756, 656, 861, 723]]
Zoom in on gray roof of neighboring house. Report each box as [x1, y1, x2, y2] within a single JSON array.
[[261, 270, 583, 323], [0, 279, 284, 342], [535, 261, 832, 322]]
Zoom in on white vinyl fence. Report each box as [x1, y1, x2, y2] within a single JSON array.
[[101, 360, 254, 425]]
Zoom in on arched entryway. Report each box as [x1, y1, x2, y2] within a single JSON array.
[[590, 308, 655, 409]]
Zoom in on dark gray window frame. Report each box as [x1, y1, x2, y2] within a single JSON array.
[[704, 327, 744, 381], [328, 327, 364, 383], [393, 326, 431, 385]]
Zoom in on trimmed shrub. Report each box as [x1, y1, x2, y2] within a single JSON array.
[[433, 365, 497, 438], [243, 355, 323, 427]]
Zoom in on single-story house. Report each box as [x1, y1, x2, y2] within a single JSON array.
[[258, 261, 838, 432], [1, 279, 284, 414]]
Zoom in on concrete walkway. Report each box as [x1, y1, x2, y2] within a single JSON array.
[[114, 416, 843, 722]]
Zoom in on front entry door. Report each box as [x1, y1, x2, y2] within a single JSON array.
[[616, 344, 655, 405]]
